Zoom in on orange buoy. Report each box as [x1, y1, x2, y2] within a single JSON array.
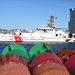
[[29, 53, 70, 75], [0, 54, 31, 75]]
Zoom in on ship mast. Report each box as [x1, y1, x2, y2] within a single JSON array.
[[48, 16, 57, 27]]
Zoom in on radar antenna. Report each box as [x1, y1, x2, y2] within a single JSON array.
[[48, 16, 57, 27]]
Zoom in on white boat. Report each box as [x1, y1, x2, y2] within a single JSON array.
[[18, 16, 72, 42], [0, 16, 75, 42]]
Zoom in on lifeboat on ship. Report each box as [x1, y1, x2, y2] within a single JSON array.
[[57, 48, 75, 75], [0, 43, 30, 75], [29, 43, 70, 75]]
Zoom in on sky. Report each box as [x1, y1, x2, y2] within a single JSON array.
[[0, 0, 75, 30]]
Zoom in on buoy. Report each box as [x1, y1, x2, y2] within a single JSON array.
[[0, 43, 31, 75], [0, 54, 31, 75], [65, 54, 75, 75], [29, 51, 70, 75], [57, 48, 75, 75], [2, 43, 30, 62], [57, 48, 75, 59], [29, 43, 53, 60]]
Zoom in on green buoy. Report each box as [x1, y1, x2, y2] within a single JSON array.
[[29, 43, 53, 60], [2, 43, 30, 61]]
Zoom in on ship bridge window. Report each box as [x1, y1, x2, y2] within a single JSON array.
[[50, 29, 53, 31], [47, 29, 49, 31], [60, 34, 61, 36], [53, 27, 55, 29], [43, 29, 46, 32], [56, 34, 58, 36], [55, 30, 57, 31], [19, 33, 21, 35]]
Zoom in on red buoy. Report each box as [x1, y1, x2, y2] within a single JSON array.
[[65, 54, 75, 75], [57, 48, 75, 75], [29, 53, 70, 75]]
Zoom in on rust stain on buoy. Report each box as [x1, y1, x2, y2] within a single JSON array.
[[0, 54, 31, 75]]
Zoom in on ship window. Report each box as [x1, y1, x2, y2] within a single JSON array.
[[56, 34, 58, 36], [55, 30, 57, 31], [19, 33, 21, 35], [60, 34, 61, 36], [53, 27, 55, 29], [43, 29, 46, 32], [50, 29, 53, 31]]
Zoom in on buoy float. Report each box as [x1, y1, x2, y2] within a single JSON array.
[[0, 43, 31, 75], [2, 43, 30, 61], [29, 43, 53, 60], [57, 48, 75, 75], [0, 54, 31, 75], [29, 52, 70, 75]]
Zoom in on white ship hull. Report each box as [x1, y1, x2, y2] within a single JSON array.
[[0, 34, 15, 42], [0, 34, 22, 42], [0, 33, 75, 42], [22, 38, 67, 42]]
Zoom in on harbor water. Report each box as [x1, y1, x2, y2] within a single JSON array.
[[0, 42, 75, 55]]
